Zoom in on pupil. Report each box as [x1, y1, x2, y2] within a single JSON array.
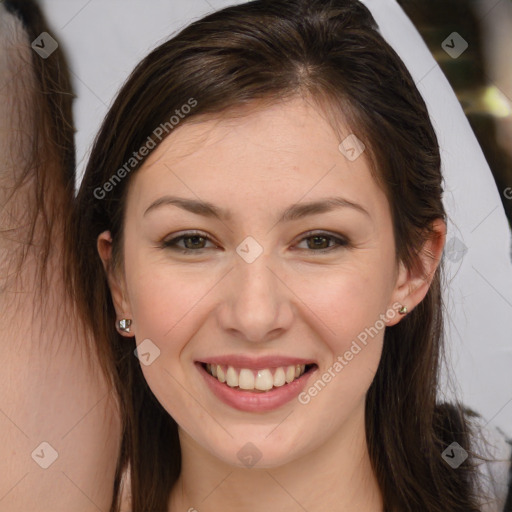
[[310, 236, 328, 249], [185, 236, 204, 249]]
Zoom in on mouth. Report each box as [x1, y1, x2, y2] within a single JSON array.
[[194, 354, 319, 411], [199, 362, 317, 393]]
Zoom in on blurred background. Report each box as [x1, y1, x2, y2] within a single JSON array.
[[398, 0, 512, 231]]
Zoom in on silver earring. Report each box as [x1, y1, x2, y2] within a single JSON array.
[[398, 306, 408, 315], [118, 318, 132, 332]]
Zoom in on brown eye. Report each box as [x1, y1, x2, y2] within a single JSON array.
[[182, 235, 207, 250], [296, 232, 349, 253], [162, 231, 215, 253]]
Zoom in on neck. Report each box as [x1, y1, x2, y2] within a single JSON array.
[[168, 405, 383, 512]]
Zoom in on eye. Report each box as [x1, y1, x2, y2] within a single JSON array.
[[161, 231, 216, 253], [294, 231, 349, 253], [161, 230, 349, 255]]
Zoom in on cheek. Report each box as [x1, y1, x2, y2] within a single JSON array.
[[122, 234, 211, 339], [292, 267, 390, 424], [125, 263, 212, 418], [295, 259, 393, 351]]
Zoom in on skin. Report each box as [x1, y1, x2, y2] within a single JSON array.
[[0, 8, 121, 511], [98, 96, 446, 512]]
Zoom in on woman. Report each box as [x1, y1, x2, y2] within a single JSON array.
[[63, 0, 512, 510]]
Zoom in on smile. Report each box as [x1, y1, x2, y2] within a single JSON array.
[[203, 363, 314, 391], [196, 359, 318, 412]]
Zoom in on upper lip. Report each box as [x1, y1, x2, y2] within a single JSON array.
[[197, 355, 317, 370]]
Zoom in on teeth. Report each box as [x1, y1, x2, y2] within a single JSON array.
[[273, 367, 286, 387], [255, 369, 274, 391], [205, 363, 308, 391], [239, 369, 254, 390], [226, 366, 238, 387]]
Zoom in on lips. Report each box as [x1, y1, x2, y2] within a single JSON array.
[[195, 355, 318, 412]]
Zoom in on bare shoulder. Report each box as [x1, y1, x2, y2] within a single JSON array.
[[0, 3, 121, 511]]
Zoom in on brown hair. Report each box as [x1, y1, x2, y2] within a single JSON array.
[[65, 0, 483, 510], [2, 0, 75, 324]]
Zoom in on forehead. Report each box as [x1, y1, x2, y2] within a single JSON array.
[[127, 97, 384, 218], [147, 98, 344, 161]]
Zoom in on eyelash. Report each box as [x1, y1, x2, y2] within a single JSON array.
[[161, 230, 349, 254]]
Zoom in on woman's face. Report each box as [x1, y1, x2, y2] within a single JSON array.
[[100, 96, 413, 468]]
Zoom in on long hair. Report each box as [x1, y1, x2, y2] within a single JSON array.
[[64, 0, 482, 510], [2, 0, 75, 313]]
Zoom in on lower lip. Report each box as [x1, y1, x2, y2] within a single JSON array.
[[196, 363, 317, 412]]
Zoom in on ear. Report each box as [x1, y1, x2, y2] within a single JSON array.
[[97, 230, 134, 337], [386, 218, 446, 326]]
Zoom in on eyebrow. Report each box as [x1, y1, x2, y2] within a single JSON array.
[[143, 195, 371, 222]]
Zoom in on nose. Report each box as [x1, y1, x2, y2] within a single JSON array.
[[217, 251, 294, 343]]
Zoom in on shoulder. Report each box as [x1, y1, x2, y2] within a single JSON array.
[[466, 412, 512, 512]]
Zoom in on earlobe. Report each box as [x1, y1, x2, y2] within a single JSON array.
[[97, 230, 135, 337], [386, 218, 446, 327], [386, 260, 411, 327]]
